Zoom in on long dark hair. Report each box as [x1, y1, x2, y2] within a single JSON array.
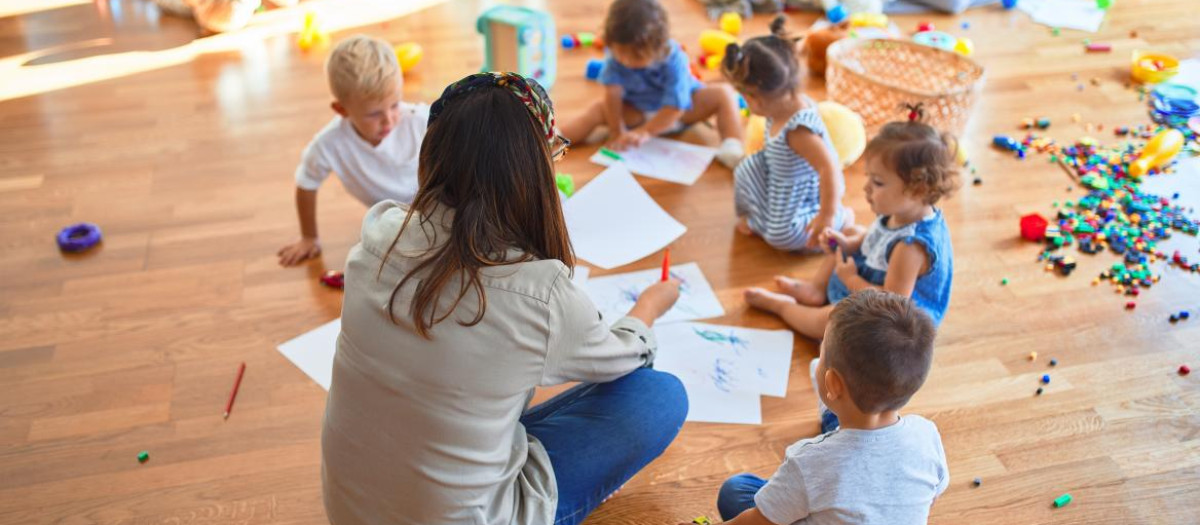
[[382, 85, 574, 338]]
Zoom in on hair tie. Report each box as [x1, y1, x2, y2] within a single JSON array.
[[902, 102, 925, 123], [428, 72, 556, 147]]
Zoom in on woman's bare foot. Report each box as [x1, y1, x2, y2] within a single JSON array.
[[774, 275, 826, 306], [744, 287, 797, 314]]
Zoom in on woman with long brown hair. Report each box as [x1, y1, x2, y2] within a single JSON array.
[[321, 72, 688, 525]]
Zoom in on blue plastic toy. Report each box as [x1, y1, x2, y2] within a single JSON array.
[[56, 223, 102, 252], [827, 4, 848, 23], [585, 58, 604, 81], [1002, 0, 1018, 8], [477, 5, 557, 89]]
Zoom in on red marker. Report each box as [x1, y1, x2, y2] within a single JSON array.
[[661, 248, 671, 282], [223, 362, 246, 420]]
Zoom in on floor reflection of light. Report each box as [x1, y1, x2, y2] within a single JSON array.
[[1, 0, 447, 101]]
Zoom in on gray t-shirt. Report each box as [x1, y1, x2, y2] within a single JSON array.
[[755, 415, 949, 525]]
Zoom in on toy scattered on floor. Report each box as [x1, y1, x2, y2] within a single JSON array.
[[1053, 493, 1073, 508], [953, 37, 974, 57], [297, 11, 330, 52], [395, 43, 423, 73], [720, 11, 743, 35], [1128, 129, 1184, 178], [1029, 351, 1038, 361], [56, 222, 102, 252], [1181, 365, 1191, 375], [477, 6, 557, 89], [561, 32, 598, 49], [827, 4, 848, 23], [585, 59, 604, 81], [1041, 374, 1051, 384], [699, 29, 738, 56], [320, 270, 345, 289], [1096, 0, 1111, 8], [692, 516, 713, 525], [1085, 42, 1112, 53], [1125, 301, 1136, 310], [137, 451, 150, 463], [849, 12, 887, 29], [1002, 0, 1017, 8], [1001, 278, 1009, 286], [804, 22, 849, 77], [817, 101, 866, 167], [972, 477, 982, 487], [961, 21, 970, 29], [993, 135, 1022, 152], [1131, 51, 1179, 84], [916, 21, 934, 32], [1041, 253, 1077, 276], [556, 173, 575, 197], [973, 176, 982, 185], [1050, 358, 1058, 366], [1020, 213, 1049, 241], [1036, 387, 1044, 395]]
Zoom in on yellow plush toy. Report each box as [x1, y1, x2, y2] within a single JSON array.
[[817, 101, 866, 167]]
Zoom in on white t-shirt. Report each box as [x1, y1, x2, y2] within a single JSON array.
[[294, 102, 429, 206], [755, 415, 949, 525]]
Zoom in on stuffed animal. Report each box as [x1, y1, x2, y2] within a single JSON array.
[[802, 21, 849, 77]]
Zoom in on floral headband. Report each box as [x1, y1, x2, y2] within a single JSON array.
[[428, 72, 556, 147]]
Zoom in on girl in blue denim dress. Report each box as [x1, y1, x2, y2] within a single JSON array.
[[745, 107, 959, 340]]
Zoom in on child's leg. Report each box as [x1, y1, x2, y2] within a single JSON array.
[[716, 473, 768, 521], [560, 100, 645, 144], [680, 83, 744, 141], [744, 288, 835, 340], [775, 254, 837, 306]]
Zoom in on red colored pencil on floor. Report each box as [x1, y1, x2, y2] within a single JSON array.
[[661, 248, 670, 282], [223, 362, 246, 420]]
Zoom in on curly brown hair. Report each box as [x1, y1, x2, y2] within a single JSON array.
[[604, 0, 670, 58], [866, 109, 960, 205], [720, 15, 803, 97]]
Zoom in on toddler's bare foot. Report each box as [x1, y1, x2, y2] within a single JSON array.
[[744, 287, 797, 314], [736, 218, 755, 236], [774, 276, 826, 306]]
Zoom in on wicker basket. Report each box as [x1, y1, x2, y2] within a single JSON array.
[[825, 38, 985, 134]]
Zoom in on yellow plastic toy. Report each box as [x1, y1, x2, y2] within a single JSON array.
[[297, 11, 329, 52], [704, 54, 723, 70], [1130, 50, 1179, 84], [817, 101, 867, 167], [1129, 129, 1184, 177], [700, 29, 737, 56], [719, 12, 742, 36], [849, 12, 888, 29], [953, 37, 974, 57], [395, 42, 423, 73], [745, 115, 766, 154]]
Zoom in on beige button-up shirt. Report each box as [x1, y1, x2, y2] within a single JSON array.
[[322, 201, 658, 525]]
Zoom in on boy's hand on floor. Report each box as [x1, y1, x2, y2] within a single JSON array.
[[278, 237, 322, 266], [609, 130, 649, 151]]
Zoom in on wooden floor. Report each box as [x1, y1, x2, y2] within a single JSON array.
[[2, 0, 1198, 523]]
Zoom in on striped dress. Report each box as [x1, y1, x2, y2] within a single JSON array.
[[734, 101, 845, 251]]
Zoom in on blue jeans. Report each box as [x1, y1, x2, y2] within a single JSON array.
[[717, 473, 768, 521], [521, 368, 688, 525]]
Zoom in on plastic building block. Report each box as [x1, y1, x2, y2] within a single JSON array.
[[1054, 493, 1073, 507], [1020, 213, 1049, 242], [137, 451, 149, 463]]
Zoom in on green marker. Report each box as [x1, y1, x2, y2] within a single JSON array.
[[1053, 493, 1072, 507], [599, 148, 623, 161]]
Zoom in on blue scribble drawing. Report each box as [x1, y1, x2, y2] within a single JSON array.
[[619, 286, 641, 303], [668, 270, 691, 293], [693, 327, 749, 354], [710, 358, 737, 392]]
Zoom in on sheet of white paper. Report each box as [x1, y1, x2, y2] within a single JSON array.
[[1141, 157, 1200, 213], [277, 318, 340, 390], [589, 137, 716, 185], [683, 384, 762, 425], [1017, 0, 1106, 32], [584, 262, 725, 325], [653, 322, 794, 397], [564, 165, 687, 269], [1170, 59, 1200, 91]]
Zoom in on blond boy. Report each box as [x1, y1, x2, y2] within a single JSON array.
[[278, 35, 429, 266]]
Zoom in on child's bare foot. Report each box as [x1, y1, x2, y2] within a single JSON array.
[[736, 218, 755, 236], [744, 287, 797, 314], [774, 275, 826, 306]]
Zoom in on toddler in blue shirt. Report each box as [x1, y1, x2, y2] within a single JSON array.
[[560, 0, 746, 168]]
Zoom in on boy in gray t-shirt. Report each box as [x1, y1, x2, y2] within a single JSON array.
[[700, 290, 949, 525]]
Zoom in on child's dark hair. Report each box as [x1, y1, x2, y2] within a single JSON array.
[[826, 290, 936, 413], [867, 104, 961, 204], [720, 16, 802, 97], [604, 0, 669, 58]]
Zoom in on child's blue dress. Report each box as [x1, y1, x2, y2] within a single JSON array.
[[826, 209, 954, 325]]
